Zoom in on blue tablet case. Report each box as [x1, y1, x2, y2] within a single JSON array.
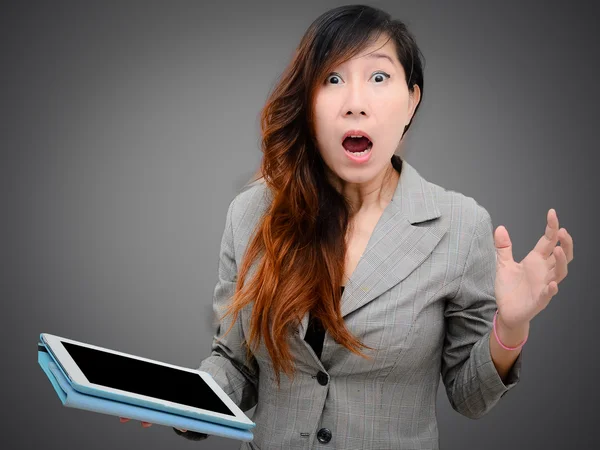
[[38, 343, 254, 442]]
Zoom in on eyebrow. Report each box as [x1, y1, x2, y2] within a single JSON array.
[[364, 52, 396, 66]]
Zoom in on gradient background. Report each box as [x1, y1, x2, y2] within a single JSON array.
[[3, 1, 598, 449]]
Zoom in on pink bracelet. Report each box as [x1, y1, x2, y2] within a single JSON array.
[[493, 310, 528, 351]]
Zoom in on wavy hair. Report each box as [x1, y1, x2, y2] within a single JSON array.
[[220, 4, 425, 387]]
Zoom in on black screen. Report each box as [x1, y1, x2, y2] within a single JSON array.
[[62, 341, 235, 416]]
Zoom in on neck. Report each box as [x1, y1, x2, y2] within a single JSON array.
[[332, 162, 400, 215]]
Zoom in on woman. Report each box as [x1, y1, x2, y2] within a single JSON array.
[[121, 4, 574, 449]]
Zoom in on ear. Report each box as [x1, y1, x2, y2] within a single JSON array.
[[406, 84, 421, 125]]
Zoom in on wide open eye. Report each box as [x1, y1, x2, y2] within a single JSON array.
[[326, 73, 342, 84], [370, 72, 390, 83], [325, 71, 390, 85]]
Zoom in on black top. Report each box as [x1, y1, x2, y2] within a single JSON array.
[[304, 286, 345, 359]]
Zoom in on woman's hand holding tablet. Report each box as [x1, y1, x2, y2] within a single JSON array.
[[38, 333, 254, 442], [40, 333, 256, 431], [118, 417, 154, 428], [118, 417, 210, 440]]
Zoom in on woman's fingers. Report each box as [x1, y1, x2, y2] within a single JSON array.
[[119, 417, 153, 427]]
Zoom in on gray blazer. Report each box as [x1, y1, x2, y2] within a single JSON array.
[[181, 159, 522, 449]]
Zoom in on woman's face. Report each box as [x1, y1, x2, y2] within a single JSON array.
[[313, 35, 420, 186]]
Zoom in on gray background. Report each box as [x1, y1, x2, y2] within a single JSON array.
[[2, 0, 598, 449]]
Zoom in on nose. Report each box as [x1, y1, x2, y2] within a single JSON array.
[[343, 82, 369, 117]]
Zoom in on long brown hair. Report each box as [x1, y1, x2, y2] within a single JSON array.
[[221, 4, 425, 387]]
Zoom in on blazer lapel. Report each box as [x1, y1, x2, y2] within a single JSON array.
[[298, 159, 448, 338]]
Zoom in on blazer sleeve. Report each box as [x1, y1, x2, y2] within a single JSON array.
[[441, 205, 523, 420], [174, 196, 259, 441]]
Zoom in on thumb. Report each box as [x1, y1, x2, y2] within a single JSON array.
[[494, 225, 514, 266]]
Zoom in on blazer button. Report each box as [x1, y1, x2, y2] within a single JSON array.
[[317, 427, 332, 443], [316, 371, 328, 386]]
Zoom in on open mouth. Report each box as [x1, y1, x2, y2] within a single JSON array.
[[342, 136, 373, 157]]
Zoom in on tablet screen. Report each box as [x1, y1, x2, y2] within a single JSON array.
[[61, 341, 236, 416]]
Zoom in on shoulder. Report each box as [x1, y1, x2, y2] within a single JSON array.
[[426, 180, 494, 245], [400, 159, 491, 233], [434, 178, 490, 220], [225, 178, 272, 237], [231, 178, 270, 212]]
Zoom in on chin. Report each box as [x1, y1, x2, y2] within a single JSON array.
[[339, 168, 379, 184]]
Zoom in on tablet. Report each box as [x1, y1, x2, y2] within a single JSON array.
[[40, 333, 255, 430]]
